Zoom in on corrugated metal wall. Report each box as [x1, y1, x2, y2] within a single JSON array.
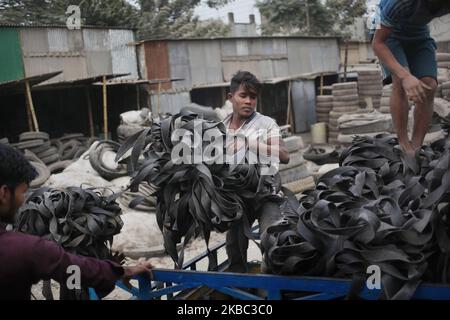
[[145, 37, 340, 88], [83, 29, 113, 76], [292, 80, 316, 133], [150, 90, 191, 115], [0, 29, 25, 83], [109, 29, 138, 79], [17, 27, 137, 84]]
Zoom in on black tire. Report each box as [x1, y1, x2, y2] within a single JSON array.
[[24, 150, 45, 165], [29, 141, 51, 155], [73, 147, 88, 160], [60, 133, 85, 141], [0, 138, 9, 145], [85, 137, 99, 148], [48, 160, 74, 174], [16, 139, 45, 150], [19, 132, 49, 142], [30, 161, 51, 188], [59, 140, 82, 160], [89, 141, 128, 181], [36, 146, 59, 159], [41, 153, 60, 165]]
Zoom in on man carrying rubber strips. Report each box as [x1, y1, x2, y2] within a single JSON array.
[[0, 143, 153, 300], [372, 0, 450, 157], [223, 71, 290, 273]]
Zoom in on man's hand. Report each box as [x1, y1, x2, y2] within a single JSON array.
[[122, 260, 153, 289], [401, 74, 433, 104]]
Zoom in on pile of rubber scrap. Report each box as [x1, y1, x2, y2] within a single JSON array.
[[116, 112, 283, 268], [358, 69, 383, 110], [438, 52, 450, 70], [329, 82, 360, 145], [336, 109, 393, 145], [262, 131, 450, 300], [16, 186, 124, 300], [117, 108, 151, 144]]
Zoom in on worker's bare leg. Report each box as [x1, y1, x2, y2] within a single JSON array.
[[391, 75, 414, 155], [411, 77, 438, 151]]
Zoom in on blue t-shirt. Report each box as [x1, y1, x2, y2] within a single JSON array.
[[377, 0, 450, 41]]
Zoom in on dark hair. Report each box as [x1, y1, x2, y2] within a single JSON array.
[[0, 143, 37, 190], [230, 71, 262, 95]]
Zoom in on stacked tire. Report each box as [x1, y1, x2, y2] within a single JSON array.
[[380, 85, 392, 114], [15, 132, 60, 166], [358, 69, 383, 109], [437, 52, 450, 69], [329, 82, 359, 145], [280, 136, 309, 185], [0, 137, 9, 145], [437, 68, 450, 98], [443, 81, 450, 100], [316, 95, 333, 124]]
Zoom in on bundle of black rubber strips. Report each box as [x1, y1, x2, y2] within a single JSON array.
[[16, 187, 124, 260], [263, 133, 450, 300], [116, 112, 280, 269]]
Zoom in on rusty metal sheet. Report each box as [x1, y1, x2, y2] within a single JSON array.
[[144, 41, 171, 90]]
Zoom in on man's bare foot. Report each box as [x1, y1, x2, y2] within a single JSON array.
[[399, 143, 416, 157]]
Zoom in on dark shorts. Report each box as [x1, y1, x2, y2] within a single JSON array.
[[381, 36, 438, 85]]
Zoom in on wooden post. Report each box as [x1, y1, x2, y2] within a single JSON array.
[[286, 81, 293, 128], [136, 84, 141, 110], [24, 95, 33, 132], [102, 76, 108, 140], [24, 80, 39, 132], [85, 87, 95, 137], [320, 73, 324, 96]]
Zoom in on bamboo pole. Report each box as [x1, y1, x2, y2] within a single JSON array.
[[286, 81, 293, 127], [24, 94, 33, 131], [24, 80, 39, 132], [85, 87, 94, 137], [320, 73, 324, 96], [102, 76, 108, 140]]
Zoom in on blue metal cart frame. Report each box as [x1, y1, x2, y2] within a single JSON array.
[[90, 237, 450, 300]]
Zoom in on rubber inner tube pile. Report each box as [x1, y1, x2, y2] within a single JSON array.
[[263, 132, 450, 300], [116, 112, 280, 268]]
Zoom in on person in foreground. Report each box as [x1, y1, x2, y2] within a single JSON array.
[[223, 71, 290, 273], [0, 143, 153, 300], [372, 0, 450, 156]]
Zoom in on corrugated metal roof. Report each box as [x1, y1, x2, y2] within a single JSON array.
[[139, 35, 341, 43], [0, 71, 62, 95], [0, 24, 135, 30], [33, 73, 128, 90]]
